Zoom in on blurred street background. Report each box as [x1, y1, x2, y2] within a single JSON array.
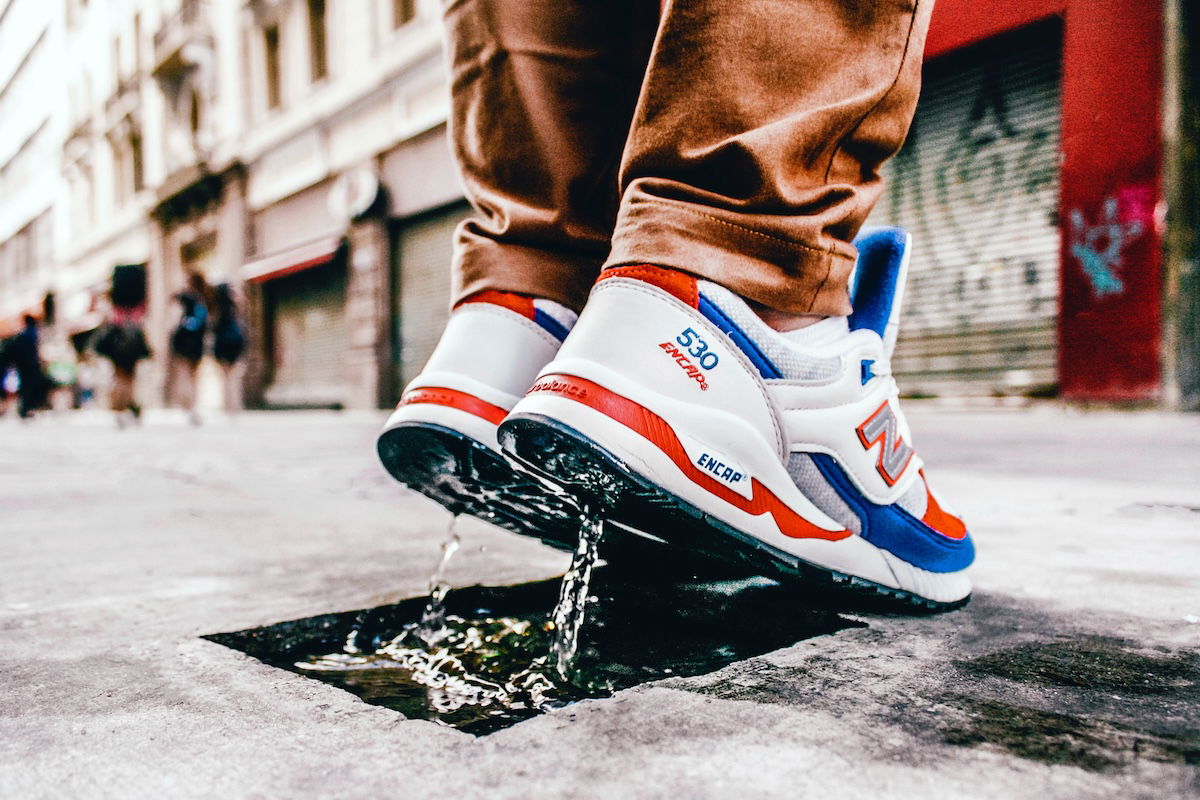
[[0, 0, 1198, 416], [2, 1, 1200, 796]]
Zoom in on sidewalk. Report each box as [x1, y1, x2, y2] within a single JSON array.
[[1, 407, 1197, 799]]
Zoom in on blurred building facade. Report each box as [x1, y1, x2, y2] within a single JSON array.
[[1, 0, 1197, 408], [0, 0, 64, 339]]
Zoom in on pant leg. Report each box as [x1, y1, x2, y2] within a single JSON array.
[[445, 0, 658, 311], [607, 0, 934, 315], [111, 367, 134, 412]]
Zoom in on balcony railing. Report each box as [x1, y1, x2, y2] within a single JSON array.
[[152, 0, 213, 78], [104, 76, 141, 117]]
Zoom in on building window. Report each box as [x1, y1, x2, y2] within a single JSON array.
[[113, 141, 128, 205], [264, 24, 282, 109], [393, 0, 416, 28], [308, 0, 328, 81]]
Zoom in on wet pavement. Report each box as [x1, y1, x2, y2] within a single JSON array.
[[1, 405, 1197, 798]]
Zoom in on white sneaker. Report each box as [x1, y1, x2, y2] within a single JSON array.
[[499, 229, 975, 610], [377, 291, 581, 548]]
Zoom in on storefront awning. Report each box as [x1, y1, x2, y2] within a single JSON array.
[[0, 304, 43, 338], [241, 236, 344, 284]]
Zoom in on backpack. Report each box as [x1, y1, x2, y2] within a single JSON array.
[[213, 317, 245, 364], [170, 296, 208, 362], [96, 322, 151, 371]]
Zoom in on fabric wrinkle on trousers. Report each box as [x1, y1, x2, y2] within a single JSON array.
[[446, 0, 932, 316]]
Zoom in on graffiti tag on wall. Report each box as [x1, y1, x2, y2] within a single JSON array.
[[1067, 187, 1152, 301]]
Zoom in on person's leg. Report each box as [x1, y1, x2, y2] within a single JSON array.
[[499, 0, 975, 608], [376, 0, 660, 546], [183, 360, 201, 424], [110, 367, 132, 412], [445, 0, 659, 311], [17, 381, 33, 419], [607, 0, 933, 318], [221, 361, 243, 413]]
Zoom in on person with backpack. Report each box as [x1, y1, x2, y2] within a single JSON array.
[[10, 316, 48, 420], [211, 282, 246, 412], [94, 303, 151, 427], [169, 272, 210, 425], [0, 335, 12, 416]]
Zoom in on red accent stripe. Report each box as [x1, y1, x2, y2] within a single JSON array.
[[399, 387, 507, 426], [919, 471, 967, 541], [598, 265, 699, 308], [527, 374, 850, 542], [455, 290, 537, 321]]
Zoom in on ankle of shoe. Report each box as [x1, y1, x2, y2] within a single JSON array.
[[456, 289, 578, 341], [741, 297, 849, 347]]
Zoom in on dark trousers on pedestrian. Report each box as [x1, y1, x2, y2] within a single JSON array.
[[17, 371, 43, 418]]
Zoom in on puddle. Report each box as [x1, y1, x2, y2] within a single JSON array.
[[205, 562, 860, 735]]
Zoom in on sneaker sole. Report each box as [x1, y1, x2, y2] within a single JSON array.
[[500, 413, 970, 614], [377, 421, 582, 551]]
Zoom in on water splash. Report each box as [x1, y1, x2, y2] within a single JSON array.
[[300, 613, 583, 732], [295, 510, 612, 731], [416, 517, 462, 646], [549, 513, 605, 681]]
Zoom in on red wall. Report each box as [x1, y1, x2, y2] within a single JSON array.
[[927, 0, 1165, 401], [1057, 0, 1164, 401], [926, 0, 1066, 58]]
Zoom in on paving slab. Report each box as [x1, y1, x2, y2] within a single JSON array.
[[1, 406, 1197, 799]]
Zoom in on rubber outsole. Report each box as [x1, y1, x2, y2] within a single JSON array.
[[498, 413, 970, 614], [377, 422, 581, 551]]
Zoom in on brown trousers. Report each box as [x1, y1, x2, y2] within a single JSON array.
[[447, 0, 932, 315]]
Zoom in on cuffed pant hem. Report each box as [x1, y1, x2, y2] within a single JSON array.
[[604, 196, 857, 316], [453, 234, 604, 313]]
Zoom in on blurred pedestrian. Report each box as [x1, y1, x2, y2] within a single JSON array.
[[169, 273, 210, 425], [0, 335, 12, 416], [10, 315, 47, 420], [211, 283, 246, 413], [94, 305, 151, 428]]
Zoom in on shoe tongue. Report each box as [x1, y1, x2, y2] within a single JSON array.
[[848, 228, 911, 356], [780, 316, 849, 349]]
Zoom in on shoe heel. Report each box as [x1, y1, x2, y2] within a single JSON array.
[[514, 273, 783, 459]]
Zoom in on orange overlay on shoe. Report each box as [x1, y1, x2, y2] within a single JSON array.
[[399, 387, 508, 426], [918, 471, 968, 540], [456, 290, 537, 321], [598, 265, 699, 308]]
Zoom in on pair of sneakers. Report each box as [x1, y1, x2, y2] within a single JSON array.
[[377, 228, 974, 610]]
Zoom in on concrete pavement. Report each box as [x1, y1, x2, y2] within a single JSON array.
[[1, 405, 1197, 799]]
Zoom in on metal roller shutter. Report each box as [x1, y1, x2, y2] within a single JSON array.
[[265, 261, 349, 408], [866, 23, 1063, 397], [393, 202, 473, 395]]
